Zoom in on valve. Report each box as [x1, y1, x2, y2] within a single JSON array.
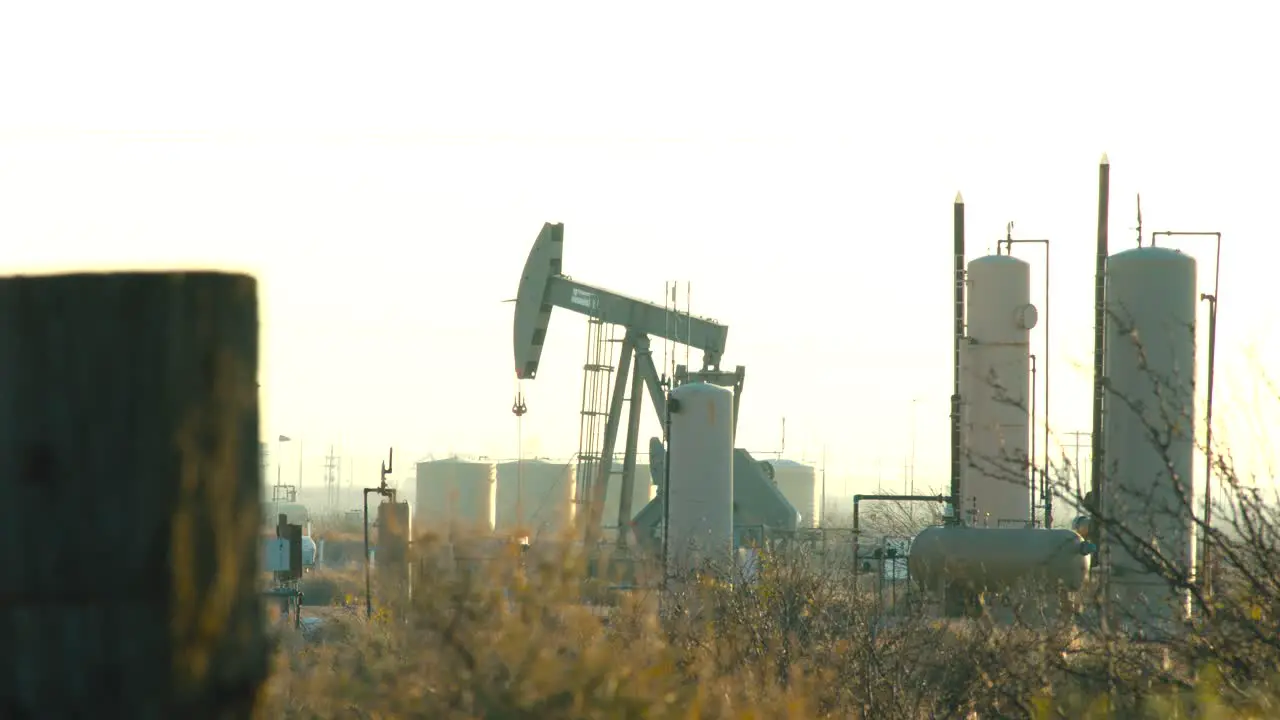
[[380, 447, 393, 491]]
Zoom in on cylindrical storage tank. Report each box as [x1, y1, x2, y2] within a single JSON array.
[[415, 458, 497, 540], [495, 460, 577, 537], [666, 382, 734, 573], [908, 526, 1091, 593], [961, 255, 1036, 528], [1103, 247, 1197, 627], [771, 460, 820, 528]]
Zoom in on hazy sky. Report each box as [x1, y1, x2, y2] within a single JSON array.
[[1, 2, 1276, 504]]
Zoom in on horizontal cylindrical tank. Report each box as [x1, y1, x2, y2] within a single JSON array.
[[667, 382, 734, 572], [415, 458, 497, 539], [908, 526, 1091, 593], [961, 255, 1036, 528], [495, 460, 576, 537], [1103, 247, 1197, 622], [771, 459, 820, 528]]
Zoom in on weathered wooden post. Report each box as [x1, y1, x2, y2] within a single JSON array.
[[0, 272, 267, 719]]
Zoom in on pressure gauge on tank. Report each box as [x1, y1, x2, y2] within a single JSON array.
[[1015, 303, 1039, 330]]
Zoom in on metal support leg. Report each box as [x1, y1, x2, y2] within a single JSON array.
[[617, 336, 650, 547], [586, 334, 634, 542]]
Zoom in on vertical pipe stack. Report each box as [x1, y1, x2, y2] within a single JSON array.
[[1091, 155, 1110, 503], [1091, 155, 1112, 636], [950, 193, 966, 524]]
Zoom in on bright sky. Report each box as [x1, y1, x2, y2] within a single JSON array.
[[1, 2, 1276, 506]]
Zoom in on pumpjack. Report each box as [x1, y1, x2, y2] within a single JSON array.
[[512, 222, 799, 552]]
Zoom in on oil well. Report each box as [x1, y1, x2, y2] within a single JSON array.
[[384, 153, 1224, 637], [509, 221, 801, 573]]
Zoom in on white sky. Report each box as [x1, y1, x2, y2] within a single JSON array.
[[1, 2, 1276, 506]]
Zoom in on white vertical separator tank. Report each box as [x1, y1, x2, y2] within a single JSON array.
[[667, 381, 734, 573], [1103, 246, 1197, 628], [961, 255, 1036, 528]]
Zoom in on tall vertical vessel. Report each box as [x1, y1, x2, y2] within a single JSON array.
[[1103, 246, 1197, 629], [666, 381, 734, 573], [961, 255, 1036, 527]]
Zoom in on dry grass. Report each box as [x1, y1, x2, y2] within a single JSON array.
[[252, 534, 1280, 719]]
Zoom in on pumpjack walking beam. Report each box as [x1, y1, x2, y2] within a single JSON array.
[[514, 223, 729, 380], [513, 222, 741, 541]]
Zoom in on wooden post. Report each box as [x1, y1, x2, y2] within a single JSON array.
[[0, 272, 266, 719]]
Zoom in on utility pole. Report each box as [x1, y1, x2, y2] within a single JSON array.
[[276, 434, 293, 504], [1064, 431, 1091, 500], [324, 446, 341, 511], [0, 272, 267, 716], [909, 398, 919, 525]]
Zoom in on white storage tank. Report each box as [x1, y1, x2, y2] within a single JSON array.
[[415, 458, 497, 539], [771, 459, 820, 528], [495, 459, 576, 537], [1103, 246, 1197, 627], [961, 255, 1036, 528], [667, 382, 734, 573], [909, 526, 1091, 593]]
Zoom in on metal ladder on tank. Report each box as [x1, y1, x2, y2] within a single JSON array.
[[574, 310, 618, 529]]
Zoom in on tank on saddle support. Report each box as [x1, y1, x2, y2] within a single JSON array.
[[908, 526, 1094, 622], [912, 192, 1092, 623]]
